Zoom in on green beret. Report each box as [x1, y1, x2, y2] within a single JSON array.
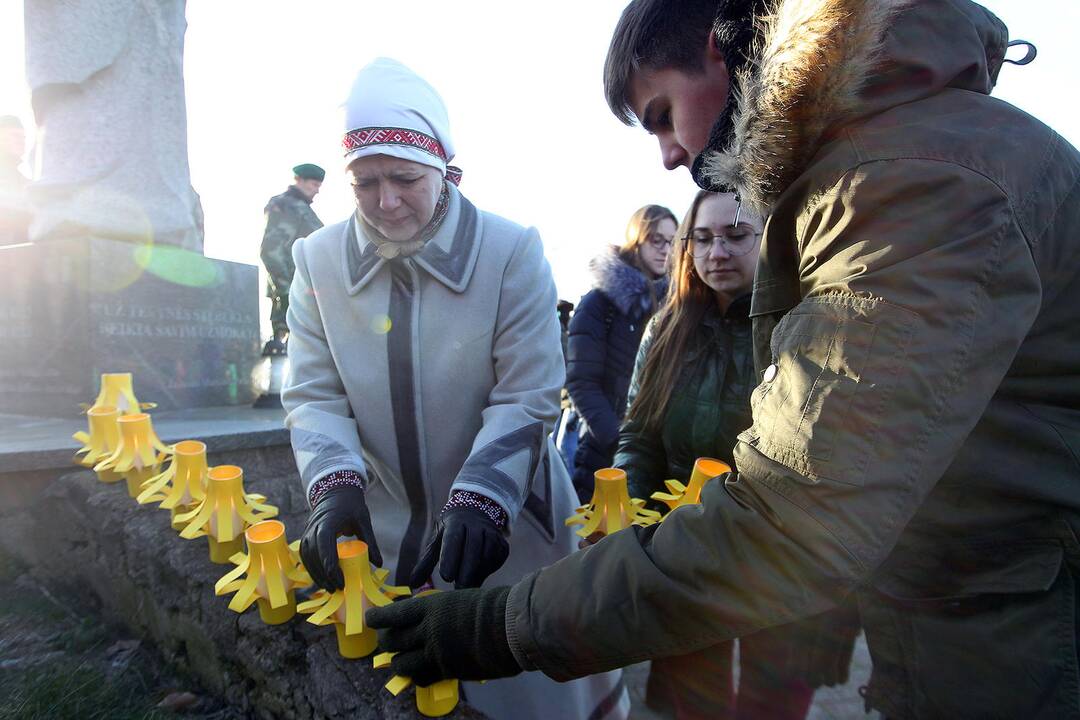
[[292, 163, 325, 181], [0, 115, 23, 130]]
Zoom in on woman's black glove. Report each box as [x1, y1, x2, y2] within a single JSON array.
[[300, 484, 382, 592], [410, 506, 509, 589], [366, 585, 521, 686]]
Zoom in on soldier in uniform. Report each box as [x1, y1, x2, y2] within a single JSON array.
[[260, 163, 325, 350]]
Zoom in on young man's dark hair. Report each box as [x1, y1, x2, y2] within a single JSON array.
[[603, 0, 762, 125]]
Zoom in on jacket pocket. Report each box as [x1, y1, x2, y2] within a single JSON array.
[[863, 537, 1079, 719], [743, 294, 914, 485], [764, 310, 873, 461]]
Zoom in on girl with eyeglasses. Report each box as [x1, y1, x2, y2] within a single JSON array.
[[565, 204, 675, 503], [615, 190, 819, 720]]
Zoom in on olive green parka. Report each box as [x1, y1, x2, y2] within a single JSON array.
[[505, 2, 1080, 718]]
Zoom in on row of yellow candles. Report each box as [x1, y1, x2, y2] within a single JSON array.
[[71, 375, 457, 717]]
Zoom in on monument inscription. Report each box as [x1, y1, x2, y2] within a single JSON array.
[[0, 239, 261, 417]]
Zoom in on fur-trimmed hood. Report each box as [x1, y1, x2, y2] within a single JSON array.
[[588, 245, 667, 321], [704, 0, 1011, 213]]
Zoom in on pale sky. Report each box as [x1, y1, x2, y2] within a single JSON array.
[[2, 1, 1079, 301]]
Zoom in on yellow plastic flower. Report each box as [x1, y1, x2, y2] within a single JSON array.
[[176, 464, 278, 563], [93, 413, 173, 497], [73, 405, 123, 483], [137, 439, 210, 530], [565, 467, 661, 538], [652, 457, 732, 513], [83, 372, 155, 414], [215, 520, 312, 625], [297, 540, 409, 658], [372, 589, 460, 718]]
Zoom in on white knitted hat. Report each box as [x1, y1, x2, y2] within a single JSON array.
[[341, 58, 458, 183]]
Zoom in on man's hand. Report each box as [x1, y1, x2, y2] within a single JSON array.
[[300, 484, 382, 592], [409, 506, 509, 589], [366, 586, 522, 686]]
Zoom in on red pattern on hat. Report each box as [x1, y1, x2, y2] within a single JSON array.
[[343, 126, 462, 185], [343, 126, 447, 160]]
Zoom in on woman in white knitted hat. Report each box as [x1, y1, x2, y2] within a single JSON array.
[[282, 58, 628, 720]]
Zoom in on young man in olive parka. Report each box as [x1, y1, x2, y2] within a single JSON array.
[[368, 1, 1080, 717]]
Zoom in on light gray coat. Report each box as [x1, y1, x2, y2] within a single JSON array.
[[283, 185, 627, 720]]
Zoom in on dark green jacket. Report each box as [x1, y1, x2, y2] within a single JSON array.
[[615, 295, 754, 500], [507, 2, 1080, 718]]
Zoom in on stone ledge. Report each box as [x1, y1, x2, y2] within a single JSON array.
[[0, 463, 484, 720], [0, 405, 290, 474]]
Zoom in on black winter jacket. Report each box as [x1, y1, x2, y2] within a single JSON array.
[[565, 247, 666, 499]]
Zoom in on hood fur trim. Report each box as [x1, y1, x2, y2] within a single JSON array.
[[704, 0, 911, 213], [589, 246, 666, 321]]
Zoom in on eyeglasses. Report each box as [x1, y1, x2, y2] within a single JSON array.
[[684, 228, 762, 258], [644, 233, 673, 250]]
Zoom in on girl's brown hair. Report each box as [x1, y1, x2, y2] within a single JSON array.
[[619, 204, 676, 313], [625, 191, 738, 432], [620, 204, 676, 266]]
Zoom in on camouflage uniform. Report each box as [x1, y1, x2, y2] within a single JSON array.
[[260, 186, 323, 335]]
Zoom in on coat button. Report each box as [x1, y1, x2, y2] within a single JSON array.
[[763, 364, 778, 382]]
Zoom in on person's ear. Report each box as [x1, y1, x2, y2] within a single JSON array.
[[703, 28, 727, 68]]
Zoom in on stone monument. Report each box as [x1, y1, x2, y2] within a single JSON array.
[[0, 0, 261, 417], [24, 0, 203, 251]]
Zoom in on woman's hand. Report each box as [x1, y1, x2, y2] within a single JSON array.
[[300, 484, 382, 592], [410, 505, 510, 589]]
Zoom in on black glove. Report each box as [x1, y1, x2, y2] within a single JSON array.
[[789, 599, 861, 688], [409, 506, 509, 589], [300, 484, 382, 592], [366, 585, 521, 686]]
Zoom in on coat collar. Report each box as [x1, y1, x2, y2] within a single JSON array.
[[285, 185, 314, 205], [588, 246, 667, 322], [343, 184, 482, 295], [702, 0, 910, 213]]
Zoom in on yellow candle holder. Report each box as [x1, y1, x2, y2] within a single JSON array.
[[297, 540, 409, 659], [177, 465, 278, 563], [93, 412, 173, 497], [137, 439, 209, 530], [652, 457, 733, 513], [565, 467, 661, 538], [73, 405, 123, 483], [215, 520, 312, 625], [372, 590, 460, 717], [82, 372, 155, 414]]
